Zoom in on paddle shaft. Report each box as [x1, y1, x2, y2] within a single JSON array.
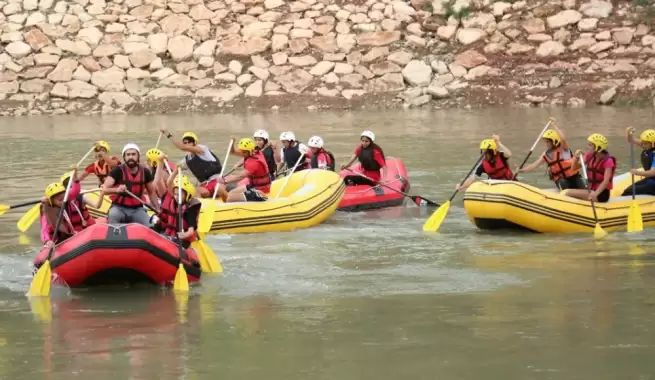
[[45, 173, 75, 259], [630, 134, 636, 201], [76, 146, 96, 168], [211, 140, 234, 200], [579, 153, 600, 221], [344, 168, 436, 204], [276, 153, 304, 198], [125, 190, 160, 215], [155, 132, 163, 149], [511, 118, 554, 180], [448, 152, 485, 203]]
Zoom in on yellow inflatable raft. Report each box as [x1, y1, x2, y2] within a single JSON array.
[[85, 169, 346, 234], [463, 172, 655, 233]]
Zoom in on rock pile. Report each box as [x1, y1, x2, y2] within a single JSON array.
[[0, 0, 654, 115]]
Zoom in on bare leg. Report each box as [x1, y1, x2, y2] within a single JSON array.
[[564, 189, 589, 200], [226, 185, 247, 203]]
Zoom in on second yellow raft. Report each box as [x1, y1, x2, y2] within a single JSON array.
[[463, 172, 655, 233], [86, 169, 346, 234]]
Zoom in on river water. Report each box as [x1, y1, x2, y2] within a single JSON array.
[[1, 108, 655, 379]]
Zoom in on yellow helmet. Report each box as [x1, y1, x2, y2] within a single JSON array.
[[182, 132, 198, 144], [60, 171, 74, 186], [237, 138, 256, 153], [95, 140, 110, 152], [146, 148, 163, 166], [640, 129, 655, 144], [45, 182, 66, 204], [174, 175, 195, 201], [587, 133, 608, 152], [480, 139, 497, 154], [542, 129, 561, 146]]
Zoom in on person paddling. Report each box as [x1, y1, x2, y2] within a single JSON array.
[[152, 169, 201, 249], [100, 143, 160, 225], [146, 147, 176, 179], [160, 128, 223, 198], [341, 130, 387, 186], [516, 123, 584, 190], [215, 138, 271, 203], [78, 141, 121, 187], [59, 169, 97, 229], [277, 131, 310, 175], [307, 136, 335, 171], [623, 127, 655, 196], [457, 135, 514, 191], [564, 133, 615, 203], [253, 130, 279, 180]]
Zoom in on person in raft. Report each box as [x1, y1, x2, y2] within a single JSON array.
[[214, 138, 271, 203], [341, 130, 387, 186], [307, 136, 335, 171], [41, 171, 95, 248], [564, 133, 616, 203], [146, 147, 176, 178], [277, 131, 310, 175], [457, 136, 514, 191], [253, 130, 279, 181], [623, 127, 655, 196], [515, 124, 585, 190], [78, 140, 121, 187], [100, 143, 161, 225], [152, 167, 201, 249], [160, 128, 223, 198]]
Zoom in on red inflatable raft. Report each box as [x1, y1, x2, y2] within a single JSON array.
[[33, 223, 202, 288], [338, 157, 410, 211]]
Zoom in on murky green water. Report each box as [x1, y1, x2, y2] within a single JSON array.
[[1, 108, 655, 379]]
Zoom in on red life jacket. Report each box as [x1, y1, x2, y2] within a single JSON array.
[[585, 153, 615, 191], [543, 146, 579, 182], [94, 157, 121, 185], [159, 192, 200, 242], [244, 151, 271, 192], [66, 195, 95, 232], [113, 164, 147, 208], [310, 149, 336, 171], [481, 154, 514, 180]]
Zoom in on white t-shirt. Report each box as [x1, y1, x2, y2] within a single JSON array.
[[185, 144, 215, 162]]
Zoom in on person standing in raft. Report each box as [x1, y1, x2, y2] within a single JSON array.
[[307, 136, 335, 171], [215, 138, 271, 203], [277, 131, 310, 175], [79, 140, 121, 187], [100, 143, 160, 225], [515, 124, 585, 190], [160, 128, 223, 198], [623, 127, 655, 196], [341, 130, 387, 186], [152, 168, 201, 249], [564, 133, 615, 203], [457, 136, 514, 191]]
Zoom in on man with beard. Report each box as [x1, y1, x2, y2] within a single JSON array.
[[100, 143, 160, 225]]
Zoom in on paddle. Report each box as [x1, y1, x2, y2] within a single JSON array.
[[173, 169, 190, 292], [276, 154, 304, 198], [422, 152, 485, 232], [344, 168, 439, 207], [627, 133, 643, 233], [155, 131, 163, 149], [16, 188, 101, 233], [197, 140, 234, 234], [28, 173, 75, 297], [512, 117, 555, 180], [579, 153, 607, 239], [0, 199, 44, 216]]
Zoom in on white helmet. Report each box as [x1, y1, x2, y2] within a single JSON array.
[[122, 143, 141, 155], [361, 130, 375, 142], [254, 130, 269, 140], [280, 131, 296, 141], [308, 136, 324, 149]]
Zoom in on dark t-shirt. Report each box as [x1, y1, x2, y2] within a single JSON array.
[[108, 165, 154, 185], [475, 152, 508, 177], [184, 203, 200, 230]]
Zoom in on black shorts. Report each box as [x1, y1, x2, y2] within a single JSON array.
[[244, 186, 267, 202], [596, 188, 610, 203]]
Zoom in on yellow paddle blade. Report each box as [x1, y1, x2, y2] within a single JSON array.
[[593, 223, 607, 240], [192, 240, 211, 273], [199, 240, 222, 273], [422, 201, 451, 232], [627, 201, 644, 233], [173, 263, 189, 292], [17, 203, 41, 232], [0, 204, 9, 216], [29, 297, 52, 322], [28, 260, 52, 297], [198, 201, 215, 234], [174, 291, 189, 324]]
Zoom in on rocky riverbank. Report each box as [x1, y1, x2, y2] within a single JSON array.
[[0, 0, 654, 116]]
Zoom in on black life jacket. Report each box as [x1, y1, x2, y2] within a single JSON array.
[[358, 146, 383, 171], [185, 148, 222, 183], [259, 145, 276, 176], [641, 149, 655, 171], [310, 149, 335, 171], [283, 144, 308, 172]]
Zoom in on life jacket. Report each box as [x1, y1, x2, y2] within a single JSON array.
[[641, 149, 655, 171], [310, 149, 336, 171], [159, 192, 200, 242], [113, 164, 147, 208], [259, 145, 276, 176], [283, 144, 309, 172], [185, 148, 222, 183], [244, 151, 272, 190], [40, 201, 74, 242], [543, 146, 579, 182], [66, 195, 95, 232], [586, 153, 616, 191], [358, 145, 383, 171], [481, 154, 514, 180], [93, 157, 121, 185]]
